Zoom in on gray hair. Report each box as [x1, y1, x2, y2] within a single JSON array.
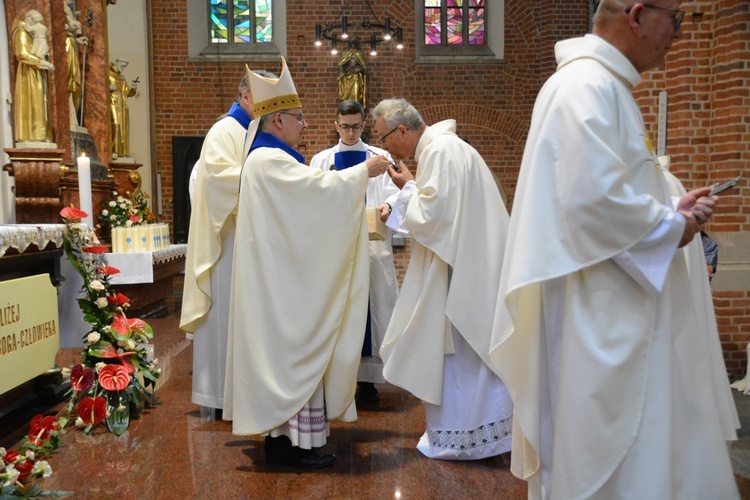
[[237, 69, 277, 102], [371, 98, 425, 130]]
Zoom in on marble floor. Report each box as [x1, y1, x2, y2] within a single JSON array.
[[3, 303, 750, 499]]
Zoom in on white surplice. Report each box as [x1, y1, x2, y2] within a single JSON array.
[[489, 35, 738, 499], [310, 139, 400, 383], [223, 134, 370, 440], [180, 113, 248, 410], [381, 120, 513, 460]]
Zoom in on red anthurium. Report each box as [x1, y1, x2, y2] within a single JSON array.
[[127, 317, 154, 339], [4, 450, 34, 482], [111, 314, 154, 340], [28, 414, 60, 446], [130, 215, 141, 223], [86, 342, 137, 374], [78, 396, 107, 426], [110, 314, 132, 341], [82, 245, 107, 254], [70, 364, 95, 392], [107, 293, 130, 305], [97, 266, 121, 276], [60, 206, 88, 220], [98, 364, 131, 391]]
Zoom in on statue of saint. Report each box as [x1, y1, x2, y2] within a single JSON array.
[[338, 47, 367, 108], [11, 10, 55, 143], [65, 0, 88, 126], [108, 59, 138, 158]]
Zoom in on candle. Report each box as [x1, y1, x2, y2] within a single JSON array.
[[76, 154, 93, 227]]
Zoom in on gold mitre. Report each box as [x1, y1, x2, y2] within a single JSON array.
[[245, 58, 301, 118]]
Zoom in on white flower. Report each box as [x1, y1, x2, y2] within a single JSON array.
[[110, 214, 116, 221], [102, 210, 109, 216], [88, 332, 101, 343], [117, 339, 127, 347], [95, 297, 108, 309], [2, 466, 19, 486], [125, 220, 133, 227], [153, 358, 159, 366], [119, 203, 127, 210], [89, 280, 105, 291], [0, 447, 5, 459], [125, 339, 136, 350], [24, 450, 34, 460], [109, 201, 116, 207], [95, 362, 106, 373], [75, 416, 85, 427], [117, 405, 126, 412], [33, 460, 53, 478], [117, 196, 125, 202]]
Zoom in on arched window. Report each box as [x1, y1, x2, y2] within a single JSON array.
[[187, 0, 287, 60], [416, 0, 503, 62]]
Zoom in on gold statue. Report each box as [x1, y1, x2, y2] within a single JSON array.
[[65, 0, 88, 125], [338, 47, 367, 108], [11, 10, 55, 143], [108, 59, 138, 158]]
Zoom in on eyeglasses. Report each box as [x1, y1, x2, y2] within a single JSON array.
[[625, 3, 686, 31], [379, 125, 400, 144], [338, 123, 363, 132], [279, 111, 306, 124]]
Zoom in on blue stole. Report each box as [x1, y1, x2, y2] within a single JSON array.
[[250, 131, 306, 164], [227, 101, 251, 129], [334, 150, 367, 171]]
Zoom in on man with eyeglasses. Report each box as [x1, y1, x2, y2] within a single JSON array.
[[490, 1, 738, 498], [372, 98, 514, 461], [181, 69, 275, 422], [310, 100, 401, 404], [224, 60, 391, 470]]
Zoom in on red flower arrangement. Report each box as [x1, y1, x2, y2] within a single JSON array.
[[60, 207, 160, 436]]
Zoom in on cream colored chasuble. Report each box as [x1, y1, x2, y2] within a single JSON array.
[[489, 35, 738, 499], [224, 143, 370, 436], [381, 120, 510, 405]]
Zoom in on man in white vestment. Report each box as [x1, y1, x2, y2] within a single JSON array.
[[373, 98, 514, 460], [310, 99, 400, 403], [222, 59, 391, 469], [489, 1, 739, 498], [180, 71, 273, 418]]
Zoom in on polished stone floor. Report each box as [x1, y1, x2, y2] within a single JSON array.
[[5, 306, 750, 498]]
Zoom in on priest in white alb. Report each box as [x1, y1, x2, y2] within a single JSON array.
[[373, 98, 514, 460], [180, 71, 273, 417], [222, 59, 391, 469], [489, 1, 739, 498]]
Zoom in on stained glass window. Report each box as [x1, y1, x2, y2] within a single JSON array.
[[424, 0, 485, 46], [210, 0, 273, 45]]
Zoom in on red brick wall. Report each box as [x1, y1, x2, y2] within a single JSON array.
[[151, 1, 748, 373]]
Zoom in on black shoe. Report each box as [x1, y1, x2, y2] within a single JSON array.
[[357, 382, 380, 402], [290, 448, 336, 469], [264, 435, 293, 465]]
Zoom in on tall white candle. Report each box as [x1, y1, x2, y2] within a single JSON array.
[[76, 154, 94, 227]]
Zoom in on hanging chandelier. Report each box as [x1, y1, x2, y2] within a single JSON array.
[[314, 0, 403, 56]]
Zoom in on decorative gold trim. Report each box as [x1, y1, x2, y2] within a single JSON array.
[[9, 157, 64, 162], [252, 94, 301, 117]]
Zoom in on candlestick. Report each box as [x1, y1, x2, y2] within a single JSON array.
[[76, 154, 94, 227]]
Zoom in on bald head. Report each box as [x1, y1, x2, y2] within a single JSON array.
[[593, 0, 683, 73]]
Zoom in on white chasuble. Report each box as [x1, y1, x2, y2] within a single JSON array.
[[381, 120, 510, 405], [180, 115, 248, 409], [224, 145, 370, 436], [490, 35, 738, 499]]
